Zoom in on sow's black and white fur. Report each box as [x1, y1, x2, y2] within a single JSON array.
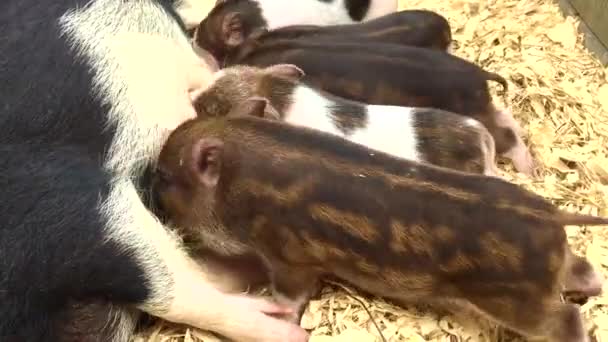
[[0, 0, 307, 341]]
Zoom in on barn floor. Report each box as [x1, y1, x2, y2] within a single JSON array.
[[135, 0, 608, 341]]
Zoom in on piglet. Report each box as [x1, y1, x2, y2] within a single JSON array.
[[219, 36, 535, 176], [194, 64, 499, 176], [153, 99, 606, 342], [194, 8, 452, 63], [183, 0, 398, 34]]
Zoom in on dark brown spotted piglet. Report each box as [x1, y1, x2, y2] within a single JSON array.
[[153, 98, 606, 342]]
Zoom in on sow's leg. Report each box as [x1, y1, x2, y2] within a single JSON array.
[[102, 177, 310, 342], [0, 145, 308, 342]]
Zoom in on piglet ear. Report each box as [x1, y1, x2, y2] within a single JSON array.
[[266, 64, 305, 82], [191, 138, 224, 188], [245, 97, 282, 120], [222, 12, 245, 47], [227, 97, 269, 118]]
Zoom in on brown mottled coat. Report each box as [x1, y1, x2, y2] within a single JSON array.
[[154, 106, 606, 342], [222, 37, 519, 155], [194, 7, 452, 63]]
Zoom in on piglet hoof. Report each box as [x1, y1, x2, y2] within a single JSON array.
[[520, 156, 538, 178], [483, 163, 502, 178], [506, 147, 538, 178]]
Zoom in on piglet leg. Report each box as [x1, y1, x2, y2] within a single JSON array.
[[494, 108, 537, 176], [483, 162, 501, 178], [268, 262, 322, 324], [108, 180, 309, 342]]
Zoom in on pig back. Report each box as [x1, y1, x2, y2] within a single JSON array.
[[226, 40, 493, 116], [204, 117, 567, 298], [258, 10, 452, 50]]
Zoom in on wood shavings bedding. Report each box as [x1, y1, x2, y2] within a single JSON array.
[[137, 0, 608, 340]]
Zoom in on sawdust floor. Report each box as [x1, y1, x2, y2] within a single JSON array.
[[135, 0, 608, 340]]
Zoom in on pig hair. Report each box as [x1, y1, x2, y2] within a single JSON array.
[[58, 0, 194, 313]]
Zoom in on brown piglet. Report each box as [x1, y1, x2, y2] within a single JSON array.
[[194, 7, 452, 63], [153, 98, 606, 342]]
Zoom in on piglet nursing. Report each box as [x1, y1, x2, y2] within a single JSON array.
[[217, 34, 535, 175], [194, 64, 498, 176], [185, 0, 397, 36], [154, 100, 606, 342], [194, 8, 451, 63]]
